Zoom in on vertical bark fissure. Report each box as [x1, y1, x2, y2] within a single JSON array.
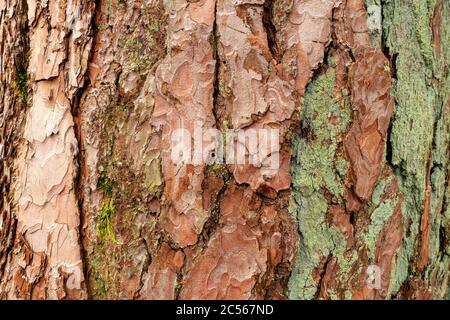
[[262, 0, 279, 62], [313, 254, 333, 300], [0, 0, 29, 290], [73, 0, 101, 300], [211, 0, 220, 128]]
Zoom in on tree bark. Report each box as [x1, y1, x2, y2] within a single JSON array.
[[0, 0, 448, 300]]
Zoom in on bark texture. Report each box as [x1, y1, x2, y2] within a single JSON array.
[[0, 0, 449, 300]]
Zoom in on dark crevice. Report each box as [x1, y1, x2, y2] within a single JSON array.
[[211, 1, 221, 128], [349, 211, 356, 226], [383, 32, 397, 171], [391, 53, 399, 79], [72, 0, 101, 299], [437, 135, 450, 253], [294, 62, 325, 142], [439, 224, 448, 256], [380, 0, 387, 50], [199, 0, 225, 245], [263, 0, 280, 62], [200, 171, 229, 245], [385, 120, 395, 169], [174, 264, 184, 300], [135, 234, 152, 299], [175, 3, 223, 300], [173, 0, 224, 301], [380, 2, 398, 80]]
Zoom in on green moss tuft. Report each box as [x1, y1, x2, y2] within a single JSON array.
[[97, 197, 117, 244], [13, 62, 28, 104], [98, 178, 113, 196]]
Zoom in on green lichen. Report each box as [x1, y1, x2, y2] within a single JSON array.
[[365, 0, 382, 47], [287, 0, 449, 300], [327, 55, 337, 68], [363, 176, 398, 261], [288, 69, 353, 299], [383, 0, 438, 197], [124, 37, 149, 71], [150, 18, 160, 32], [382, 0, 450, 297], [291, 70, 350, 199]]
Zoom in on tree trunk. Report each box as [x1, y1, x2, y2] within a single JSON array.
[[0, 0, 448, 300]]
